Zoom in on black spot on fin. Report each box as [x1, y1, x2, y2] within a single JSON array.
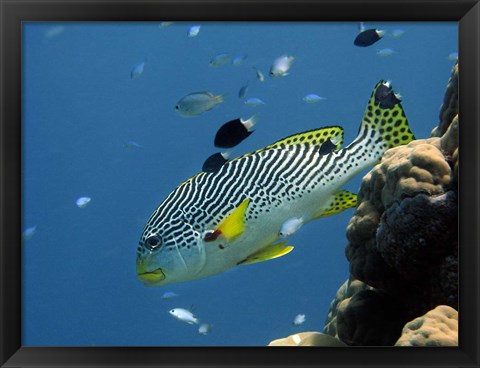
[[374, 83, 401, 108], [354, 29, 383, 47], [214, 118, 253, 148], [202, 152, 228, 173], [318, 138, 337, 155]]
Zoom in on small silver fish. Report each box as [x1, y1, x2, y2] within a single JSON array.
[[124, 141, 143, 150], [76, 197, 91, 208], [188, 25, 201, 38], [198, 323, 213, 335], [293, 314, 306, 326], [159, 22, 174, 28], [175, 92, 224, 117], [389, 29, 405, 38], [209, 53, 231, 67], [448, 52, 458, 61], [131, 61, 145, 79], [244, 97, 265, 106], [238, 82, 249, 99], [302, 94, 326, 104], [22, 226, 37, 241], [161, 291, 179, 299], [279, 217, 304, 238], [45, 25, 65, 38], [253, 67, 265, 82], [270, 55, 295, 77], [232, 54, 248, 66], [169, 308, 199, 324], [377, 48, 397, 56]]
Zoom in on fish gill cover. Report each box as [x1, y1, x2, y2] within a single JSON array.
[[22, 22, 457, 346]]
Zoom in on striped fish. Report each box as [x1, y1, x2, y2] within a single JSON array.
[[136, 80, 414, 287]]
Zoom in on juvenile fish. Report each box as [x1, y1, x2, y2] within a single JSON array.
[[209, 53, 231, 67], [45, 25, 65, 38], [76, 197, 91, 208], [214, 115, 257, 148], [279, 218, 304, 238], [238, 82, 249, 99], [377, 48, 397, 56], [244, 97, 265, 106], [269, 55, 295, 77], [131, 61, 145, 79], [202, 152, 230, 173], [169, 308, 199, 324], [161, 291, 179, 299], [253, 67, 265, 82], [198, 323, 213, 335], [448, 52, 458, 61], [175, 92, 224, 117], [293, 314, 306, 326], [303, 94, 326, 104], [354, 28, 385, 47], [232, 54, 248, 66], [389, 29, 405, 38], [124, 141, 143, 149], [22, 226, 37, 241], [159, 22, 174, 28], [188, 25, 201, 38]]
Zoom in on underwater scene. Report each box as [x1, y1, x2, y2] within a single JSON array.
[[22, 22, 458, 347]]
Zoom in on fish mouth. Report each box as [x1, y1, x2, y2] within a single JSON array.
[[137, 268, 166, 285]]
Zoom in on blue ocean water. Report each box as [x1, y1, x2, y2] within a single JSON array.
[[22, 22, 457, 346]]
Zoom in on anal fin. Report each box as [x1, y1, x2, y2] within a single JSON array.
[[312, 190, 357, 219], [238, 241, 294, 266]]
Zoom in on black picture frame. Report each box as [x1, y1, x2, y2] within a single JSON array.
[[1, 0, 479, 367]]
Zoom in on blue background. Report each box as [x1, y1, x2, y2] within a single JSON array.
[[22, 22, 457, 346]]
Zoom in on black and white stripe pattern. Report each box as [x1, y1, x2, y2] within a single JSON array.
[[139, 132, 382, 256]]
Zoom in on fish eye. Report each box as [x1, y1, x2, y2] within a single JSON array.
[[145, 235, 162, 250], [175, 105, 179, 110]]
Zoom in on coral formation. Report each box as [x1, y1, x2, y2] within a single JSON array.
[[269, 64, 458, 347], [327, 63, 459, 345], [395, 305, 458, 346], [323, 278, 372, 339]]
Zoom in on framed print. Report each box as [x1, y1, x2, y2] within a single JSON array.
[[1, 0, 479, 367]]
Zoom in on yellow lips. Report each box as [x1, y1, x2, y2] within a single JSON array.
[[137, 268, 166, 285]]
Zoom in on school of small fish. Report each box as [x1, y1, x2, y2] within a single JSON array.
[[27, 22, 446, 339]]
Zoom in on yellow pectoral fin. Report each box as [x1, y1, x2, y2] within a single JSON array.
[[238, 241, 294, 266], [216, 198, 250, 242], [312, 190, 357, 219]]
